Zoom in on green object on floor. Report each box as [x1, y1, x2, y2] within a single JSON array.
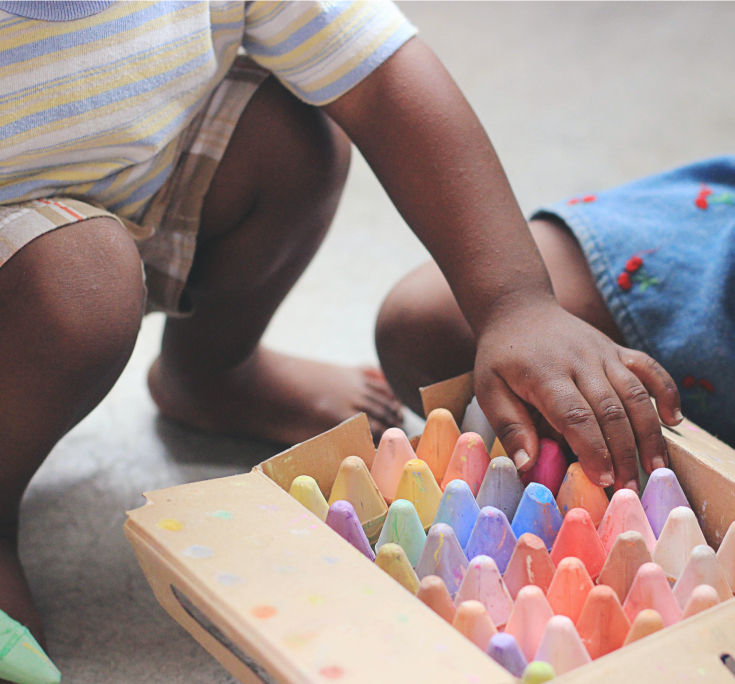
[[0, 610, 61, 684]]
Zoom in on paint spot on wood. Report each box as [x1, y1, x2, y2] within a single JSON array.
[[183, 545, 214, 559], [319, 666, 344, 679], [216, 572, 243, 586], [209, 510, 233, 520], [158, 518, 183, 531], [251, 605, 278, 619]]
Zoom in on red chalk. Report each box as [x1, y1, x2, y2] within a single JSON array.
[[549, 508, 607, 581]]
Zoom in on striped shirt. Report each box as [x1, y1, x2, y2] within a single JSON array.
[[0, 1, 416, 221]]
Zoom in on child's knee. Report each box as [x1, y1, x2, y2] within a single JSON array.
[[1, 218, 145, 383]]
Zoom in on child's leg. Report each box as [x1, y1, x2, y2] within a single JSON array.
[[147, 77, 402, 444], [0, 219, 144, 641], [375, 218, 624, 415]]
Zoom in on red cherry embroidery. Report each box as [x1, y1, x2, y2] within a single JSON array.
[[582, 195, 597, 203], [567, 198, 580, 205], [682, 375, 697, 389], [699, 379, 715, 393], [617, 272, 632, 290], [625, 256, 643, 272], [695, 195, 709, 210]]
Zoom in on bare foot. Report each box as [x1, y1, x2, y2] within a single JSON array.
[[148, 346, 404, 445]]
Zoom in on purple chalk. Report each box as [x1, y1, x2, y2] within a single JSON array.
[[464, 506, 517, 574], [415, 523, 469, 597], [325, 500, 375, 561], [641, 468, 691, 538], [486, 632, 528, 678]]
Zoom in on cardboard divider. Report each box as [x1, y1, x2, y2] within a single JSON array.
[[126, 372, 735, 683]]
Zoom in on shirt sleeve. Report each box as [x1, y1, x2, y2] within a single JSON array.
[[242, 1, 418, 106]]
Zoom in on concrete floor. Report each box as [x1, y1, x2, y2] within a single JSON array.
[[20, 3, 735, 682]]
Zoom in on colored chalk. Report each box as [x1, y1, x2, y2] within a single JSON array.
[[716, 520, 735, 591], [464, 506, 517, 574], [576, 585, 631, 659], [417, 575, 456, 623], [522, 661, 556, 684], [415, 408, 461, 481], [476, 456, 525, 522], [325, 500, 375, 561], [488, 436, 508, 460], [546, 557, 594, 625], [652, 506, 707, 583], [549, 507, 607, 581], [432, 479, 480, 548], [328, 456, 388, 542], [640, 467, 691, 538], [535, 615, 591, 676], [441, 432, 490, 495], [521, 438, 567, 498], [0, 609, 61, 684], [622, 609, 664, 646], [681, 584, 721, 619], [597, 488, 656, 555], [596, 530, 653, 604], [393, 459, 443, 531], [511, 483, 564, 551], [503, 533, 556, 599], [673, 544, 733, 608], [556, 462, 609, 528], [486, 633, 528, 678], [375, 543, 420, 594], [415, 523, 469, 597], [371, 428, 416, 504], [461, 396, 496, 450], [623, 562, 682, 627], [452, 600, 497, 650], [505, 585, 555, 662], [375, 499, 426, 567], [289, 475, 329, 521], [454, 555, 514, 629]]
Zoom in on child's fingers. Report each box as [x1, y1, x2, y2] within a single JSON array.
[[537, 379, 615, 487], [574, 370, 639, 492], [477, 375, 539, 472], [618, 348, 683, 426], [606, 360, 669, 476]]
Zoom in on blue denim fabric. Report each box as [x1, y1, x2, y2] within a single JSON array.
[[532, 157, 735, 446]]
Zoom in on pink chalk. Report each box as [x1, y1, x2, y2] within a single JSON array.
[[521, 439, 568, 497]]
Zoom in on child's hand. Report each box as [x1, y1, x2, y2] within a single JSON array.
[[474, 297, 682, 490]]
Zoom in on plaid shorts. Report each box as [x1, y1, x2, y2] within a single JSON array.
[[0, 57, 268, 316]]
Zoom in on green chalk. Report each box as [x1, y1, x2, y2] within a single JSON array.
[[0, 610, 61, 684], [522, 660, 555, 683]]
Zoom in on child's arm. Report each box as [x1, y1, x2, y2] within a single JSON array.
[[325, 37, 682, 490]]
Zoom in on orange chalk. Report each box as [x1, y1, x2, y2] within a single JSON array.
[[556, 462, 609, 528], [681, 584, 721, 619], [505, 585, 554, 663], [622, 609, 664, 646], [416, 408, 461, 482], [652, 506, 707, 583], [550, 508, 607, 581], [488, 437, 508, 460], [441, 432, 490, 495], [546, 557, 594, 625], [417, 575, 456, 624], [452, 600, 498, 650], [623, 562, 682, 627], [328, 456, 388, 531], [596, 530, 653, 604], [597, 489, 656, 555], [503, 533, 556, 599], [371, 428, 416, 504], [393, 459, 443, 530], [576, 585, 631, 659]]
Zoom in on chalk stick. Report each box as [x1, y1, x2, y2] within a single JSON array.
[[623, 562, 682, 627], [441, 432, 490, 496], [376, 499, 426, 567], [597, 489, 656, 555], [0, 610, 61, 684], [476, 456, 524, 522], [464, 506, 516, 575], [416, 408, 460, 482], [371, 427, 416, 504], [546, 557, 594, 625], [454, 555, 514, 630], [432, 479, 480, 549], [393, 459, 443, 531], [511, 483, 563, 551], [461, 396, 496, 450], [535, 615, 591, 676], [640, 467, 690, 538], [415, 523, 469, 597], [596, 530, 652, 604], [505, 585, 554, 663], [550, 507, 607, 581], [652, 506, 707, 583], [325, 500, 375, 561], [556, 462, 609, 528], [503, 533, 556, 599]]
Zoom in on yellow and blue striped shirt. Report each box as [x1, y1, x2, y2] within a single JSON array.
[[0, 1, 416, 220]]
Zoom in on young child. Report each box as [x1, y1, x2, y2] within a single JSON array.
[[378, 157, 734, 452], [0, 0, 681, 659]]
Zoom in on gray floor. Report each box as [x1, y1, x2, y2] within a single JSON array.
[[21, 3, 735, 682]]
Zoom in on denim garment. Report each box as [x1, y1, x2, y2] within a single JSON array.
[[532, 157, 735, 446]]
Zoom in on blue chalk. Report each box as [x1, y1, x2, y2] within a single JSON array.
[[464, 506, 517, 573], [486, 633, 528, 678], [432, 479, 480, 549], [511, 483, 563, 551]]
